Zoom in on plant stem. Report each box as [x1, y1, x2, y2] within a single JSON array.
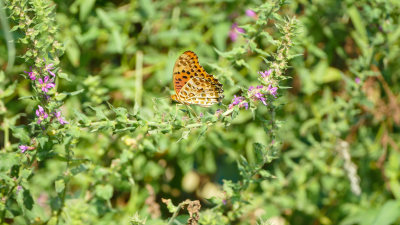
[[167, 202, 184, 225], [3, 118, 10, 149], [134, 51, 143, 115], [55, 139, 72, 224], [0, 0, 15, 71]]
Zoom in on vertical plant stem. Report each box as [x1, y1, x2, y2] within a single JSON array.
[[0, 0, 15, 71], [167, 202, 184, 225], [56, 140, 72, 224], [3, 118, 10, 149], [134, 51, 143, 115]]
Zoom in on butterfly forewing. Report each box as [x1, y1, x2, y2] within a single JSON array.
[[172, 51, 224, 107]]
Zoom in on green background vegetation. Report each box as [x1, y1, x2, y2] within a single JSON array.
[[1, 0, 400, 224]]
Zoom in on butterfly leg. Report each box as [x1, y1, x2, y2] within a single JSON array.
[[173, 103, 178, 120], [173, 103, 183, 121], [186, 105, 200, 121]]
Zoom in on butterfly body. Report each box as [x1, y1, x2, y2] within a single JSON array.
[[171, 51, 224, 107]]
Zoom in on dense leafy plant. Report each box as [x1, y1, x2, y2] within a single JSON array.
[[1, 0, 399, 225]]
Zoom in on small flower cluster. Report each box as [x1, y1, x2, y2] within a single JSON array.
[[229, 69, 279, 110], [24, 63, 56, 93], [248, 85, 267, 105], [229, 23, 245, 42], [18, 145, 36, 153], [260, 69, 278, 96], [34, 105, 68, 125], [19, 62, 68, 153], [247, 83, 278, 106], [245, 9, 257, 19], [229, 95, 248, 110]]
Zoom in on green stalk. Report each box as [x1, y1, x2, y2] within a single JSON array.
[[134, 51, 143, 115], [0, 0, 15, 71]]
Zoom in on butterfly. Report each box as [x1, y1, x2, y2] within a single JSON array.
[[171, 51, 224, 107]]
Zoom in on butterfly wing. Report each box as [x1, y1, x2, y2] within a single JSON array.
[[173, 51, 223, 94], [177, 77, 224, 107], [173, 51, 194, 94], [172, 51, 224, 107]]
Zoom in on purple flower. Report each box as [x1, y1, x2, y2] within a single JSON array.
[[24, 68, 37, 80], [229, 95, 248, 110], [267, 84, 278, 97], [254, 92, 267, 105], [36, 105, 48, 124], [229, 23, 245, 42], [232, 95, 244, 105], [45, 63, 56, 77], [254, 92, 263, 99], [245, 9, 257, 19], [259, 69, 272, 78], [19, 145, 29, 153], [256, 85, 263, 89], [215, 109, 223, 117], [242, 102, 249, 110], [55, 111, 68, 125], [16, 186, 22, 194], [248, 86, 255, 92], [38, 76, 55, 93], [355, 77, 361, 84], [234, 23, 245, 33]]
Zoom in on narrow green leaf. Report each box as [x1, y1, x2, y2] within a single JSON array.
[[55, 179, 65, 193]]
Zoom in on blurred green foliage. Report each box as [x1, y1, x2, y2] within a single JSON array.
[[1, 0, 400, 224]]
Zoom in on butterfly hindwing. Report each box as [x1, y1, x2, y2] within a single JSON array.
[[172, 51, 224, 107], [177, 77, 223, 107]]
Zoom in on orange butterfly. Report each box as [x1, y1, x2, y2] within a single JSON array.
[[171, 51, 224, 107]]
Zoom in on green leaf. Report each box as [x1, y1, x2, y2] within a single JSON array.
[[79, 0, 96, 21], [322, 67, 342, 83], [95, 184, 113, 200], [372, 200, 400, 225], [62, 89, 84, 96], [50, 196, 62, 211], [55, 179, 65, 193], [347, 6, 368, 45], [178, 130, 190, 142], [17, 189, 34, 214], [23, 190, 34, 210], [74, 110, 91, 124], [9, 126, 30, 143], [55, 93, 67, 101], [58, 72, 71, 81], [259, 169, 273, 178], [20, 168, 32, 179], [65, 38, 80, 67], [0, 81, 17, 98], [70, 164, 88, 176], [89, 106, 108, 120], [37, 135, 49, 148], [213, 23, 230, 51], [0, 153, 19, 172], [197, 125, 208, 140], [253, 142, 266, 165]]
